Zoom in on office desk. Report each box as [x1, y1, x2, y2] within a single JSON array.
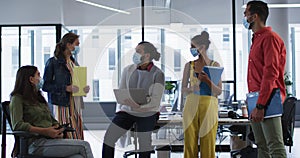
[[156, 114, 250, 127], [153, 115, 250, 158]]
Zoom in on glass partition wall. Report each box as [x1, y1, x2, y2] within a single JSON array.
[[2, 0, 299, 106], [0, 24, 68, 102], [66, 2, 237, 105]]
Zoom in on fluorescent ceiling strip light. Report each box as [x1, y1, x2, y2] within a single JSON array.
[[242, 3, 300, 8], [76, 0, 130, 14]]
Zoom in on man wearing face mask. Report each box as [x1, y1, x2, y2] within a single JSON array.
[[243, 1, 287, 158], [102, 41, 165, 158], [43, 32, 90, 140], [181, 31, 222, 158]]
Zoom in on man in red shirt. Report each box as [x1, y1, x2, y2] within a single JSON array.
[[244, 1, 287, 157]]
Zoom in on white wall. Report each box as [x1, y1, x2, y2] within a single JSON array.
[[0, 0, 63, 24]]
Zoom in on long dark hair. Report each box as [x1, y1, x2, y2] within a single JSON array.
[[10, 65, 47, 105], [54, 32, 79, 59]]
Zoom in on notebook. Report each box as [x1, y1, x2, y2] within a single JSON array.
[[246, 89, 283, 119], [196, 66, 224, 96], [72, 66, 87, 96], [113, 88, 148, 105]]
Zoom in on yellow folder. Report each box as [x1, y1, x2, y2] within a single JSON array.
[[72, 66, 87, 96]]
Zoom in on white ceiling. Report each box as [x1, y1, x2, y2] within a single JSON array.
[[0, 0, 299, 26]]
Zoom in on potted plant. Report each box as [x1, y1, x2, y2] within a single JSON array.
[[165, 81, 176, 103], [284, 72, 293, 97]]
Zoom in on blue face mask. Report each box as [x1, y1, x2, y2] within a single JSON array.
[[72, 46, 80, 55], [190, 48, 199, 57], [132, 52, 142, 65], [36, 78, 44, 90], [243, 16, 253, 30]]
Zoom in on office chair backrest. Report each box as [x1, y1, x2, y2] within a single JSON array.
[[1, 101, 12, 128], [281, 97, 297, 152], [1, 101, 19, 158]]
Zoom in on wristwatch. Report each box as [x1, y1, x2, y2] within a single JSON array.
[[256, 104, 265, 110]]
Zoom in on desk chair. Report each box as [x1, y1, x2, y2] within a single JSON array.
[[123, 113, 160, 158], [1, 101, 73, 158], [281, 97, 297, 153], [123, 123, 157, 158]]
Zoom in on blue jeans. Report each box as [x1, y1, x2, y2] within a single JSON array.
[[251, 117, 286, 158], [29, 138, 94, 158], [102, 112, 158, 158]]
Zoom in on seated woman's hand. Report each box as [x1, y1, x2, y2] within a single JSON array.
[[123, 98, 140, 108], [44, 126, 64, 139]]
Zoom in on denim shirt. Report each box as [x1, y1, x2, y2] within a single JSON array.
[[42, 56, 77, 107]]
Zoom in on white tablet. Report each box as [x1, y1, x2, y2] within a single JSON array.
[[113, 88, 148, 105]]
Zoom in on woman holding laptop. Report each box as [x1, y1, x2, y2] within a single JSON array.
[[102, 41, 165, 158]]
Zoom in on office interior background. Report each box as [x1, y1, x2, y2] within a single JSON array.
[[1, 0, 300, 101], [1, 0, 300, 156], [1, 0, 300, 103], [1, 0, 300, 115]]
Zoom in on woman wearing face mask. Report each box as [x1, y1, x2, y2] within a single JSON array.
[[181, 31, 222, 158], [42, 32, 90, 140], [10, 65, 94, 158], [102, 41, 165, 158]]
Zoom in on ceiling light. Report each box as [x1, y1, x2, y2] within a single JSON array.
[[242, 3, 300, 8], [76, 0, 130, 14]]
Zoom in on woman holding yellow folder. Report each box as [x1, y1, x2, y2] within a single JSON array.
[[43, 32, 89, 140], [181, 31, 222, 158]]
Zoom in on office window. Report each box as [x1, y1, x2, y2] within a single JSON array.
[[174, 49, 181, 72], [125, 35, 131, 40], [223, 34, 230, 42], [93, 79, 100, 101], [92, 35, 99, 48], [43, 46, 51, 65], [108, 48, 116, 70], [11, 46, 19, 76]]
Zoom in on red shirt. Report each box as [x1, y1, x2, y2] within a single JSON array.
[[247, 27, 286, 106]]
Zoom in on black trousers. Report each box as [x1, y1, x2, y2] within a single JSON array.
[[102, 111, 158, 158]]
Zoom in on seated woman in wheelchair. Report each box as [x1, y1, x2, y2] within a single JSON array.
[[9, 65, 94, 158]]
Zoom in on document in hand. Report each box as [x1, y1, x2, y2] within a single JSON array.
[[72, 66, 87, 96], [246, 89, 283, 119], [199, 66, 224, 96]]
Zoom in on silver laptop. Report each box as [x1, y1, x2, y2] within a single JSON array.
[[113, 88, 148, 105]]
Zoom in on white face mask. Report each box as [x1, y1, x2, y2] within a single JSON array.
[[36, 78, 44, 90], [72, 46, 80, 55], [132, 52, 142, 65]]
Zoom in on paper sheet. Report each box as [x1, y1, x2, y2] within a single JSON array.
[[72, 66, 87, 96]]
